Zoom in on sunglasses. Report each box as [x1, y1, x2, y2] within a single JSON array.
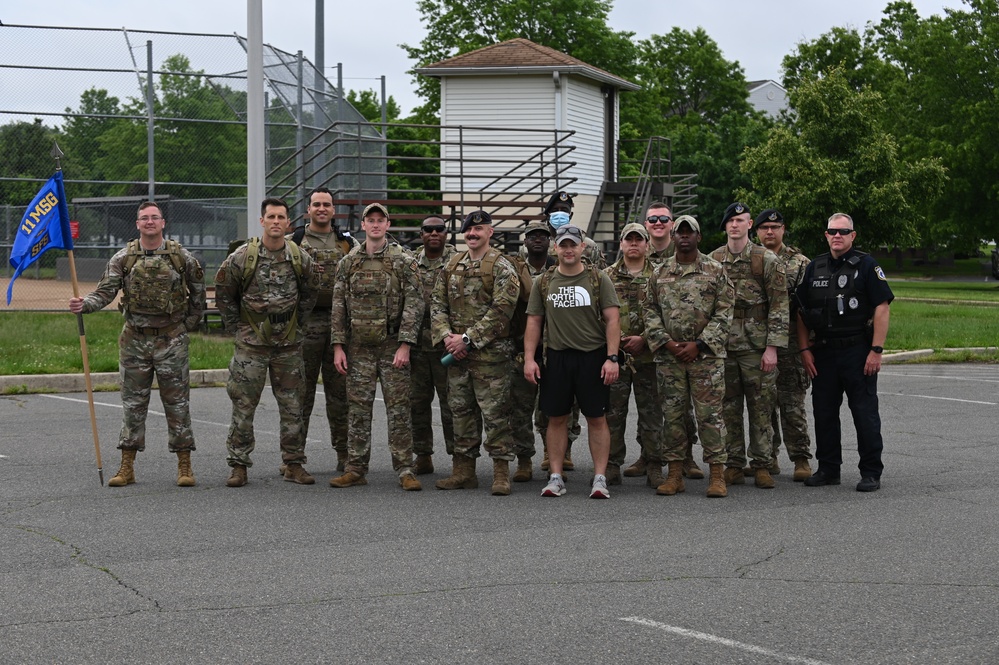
[[422, 225, 446, 234], [825, 228, 854, 236], [646, 215, 673, 224]]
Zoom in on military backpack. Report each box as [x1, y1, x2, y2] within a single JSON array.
[[445, 247, 533, 338]]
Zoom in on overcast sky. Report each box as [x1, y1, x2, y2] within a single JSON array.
[[3, 0, 958, 116]]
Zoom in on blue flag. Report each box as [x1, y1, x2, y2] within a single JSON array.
[[6, 171, 74, 305]]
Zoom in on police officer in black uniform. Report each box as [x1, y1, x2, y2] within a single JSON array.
[[796, 213, 893, 492]]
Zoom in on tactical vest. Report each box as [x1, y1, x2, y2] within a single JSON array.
[[800, 252, 872, 338], [293, 227, 353, 308], [239, 238, 305, 343], [343, 244, 405, 345], [445, 248, 531, 338], [711, 244, 767, 321], [608, 262, 650, 338], [120, 239, 188, 316]]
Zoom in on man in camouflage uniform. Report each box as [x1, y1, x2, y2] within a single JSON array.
[[755, 208, 813, 481], [432, 210, 520, 495], [711, 202, 789, 489], [410, 216, 458, 475], [510, 221, 555, 482], [70, 201, 205, 487], [329, 203, 424, 491], [643, 215, 734, 498], [215, 197, 317, 487], [288, 186, 357, 474], [603, 223, 665, 488], [626, 201, 704, 481]]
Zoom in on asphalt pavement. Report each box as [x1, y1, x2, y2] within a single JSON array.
[[1, 363, 997, 664]]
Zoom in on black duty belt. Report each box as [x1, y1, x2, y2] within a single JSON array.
[[269, 312, 295, 324], [312, 306, 332, 311], [128, 322, 183, 336], [815, 334, 867, 349]]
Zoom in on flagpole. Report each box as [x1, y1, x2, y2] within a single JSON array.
[[53, 143, 104, 486]]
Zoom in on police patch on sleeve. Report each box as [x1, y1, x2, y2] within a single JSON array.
[[875, 266, 887, 281]]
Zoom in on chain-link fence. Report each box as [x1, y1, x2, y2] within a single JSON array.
[[1, 23, 380, 308]]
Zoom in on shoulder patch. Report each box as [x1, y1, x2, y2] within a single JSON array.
[[875, 266, 887, 281]]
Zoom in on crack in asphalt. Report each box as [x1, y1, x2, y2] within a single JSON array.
[[735, 548, 785, 577]]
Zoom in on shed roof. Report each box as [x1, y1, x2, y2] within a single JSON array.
[[415, 38, 639, 91]]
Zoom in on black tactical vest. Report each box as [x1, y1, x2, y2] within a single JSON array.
[[800, 251, 872, 338]]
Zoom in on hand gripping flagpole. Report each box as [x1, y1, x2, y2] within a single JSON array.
[[53, 142, 104, 486]]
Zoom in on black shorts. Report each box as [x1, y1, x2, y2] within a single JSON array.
[[538, 347, 610, 418]]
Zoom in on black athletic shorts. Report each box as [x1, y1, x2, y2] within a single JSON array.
[[538, 346, 610, 418]]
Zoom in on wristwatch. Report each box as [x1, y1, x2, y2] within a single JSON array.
[[606, 354, 619, 363], [461, 333, 472, 349], [870, 345, 883, 354]]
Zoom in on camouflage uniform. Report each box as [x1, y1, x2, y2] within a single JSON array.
[[510, 257, 554, 459], [643, 252, 734, 463], [80, 241, 206, 453], [432, 248, 520, 461], [411, 244, 457, 457], [772, 244, 813, 462], [710, 242, 789, 469], [291, 227, 357, 460], [215, 240, 316, 468], [331, 242, 423, 477], [604, 257, 663, 467]]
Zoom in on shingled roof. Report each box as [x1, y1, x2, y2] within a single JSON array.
[[415, 38, 639, 91]]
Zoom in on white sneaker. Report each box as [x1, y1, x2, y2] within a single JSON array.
[[541, 474, 567, 497], [590, 474, 610, 499]]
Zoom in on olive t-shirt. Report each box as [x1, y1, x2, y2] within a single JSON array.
[[527, 268, 619, 351]]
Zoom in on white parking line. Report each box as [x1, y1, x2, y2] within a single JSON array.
[[620, 617, 834, 665], [880, 392, 996, 406], [881, 372, 999, 384]]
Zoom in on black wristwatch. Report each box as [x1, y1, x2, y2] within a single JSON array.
[[870, 345, 883, 354], [606, 354, 619, 363]]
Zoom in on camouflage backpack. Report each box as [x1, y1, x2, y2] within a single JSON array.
[[120, 239, 188, 315], [445, 247, 533, 338], [238, 237, 306, 342]]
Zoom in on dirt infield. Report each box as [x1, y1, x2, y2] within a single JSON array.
[[1, 277, 116, 311]]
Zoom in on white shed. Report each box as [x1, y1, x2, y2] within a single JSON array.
[[416, 39, 639, 223]]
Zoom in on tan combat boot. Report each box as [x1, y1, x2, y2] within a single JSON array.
[[683, 458, 705, 479], [706, 463, 727, 497], [513, 456, 533, 483], [540, 446, 550, 472], [226, 464, 247, 487], [792, 458, 812, 482], [108, 450, 137, 487], [646, 462, 665, 488], [606, 464, 622, 486], [724, 466, 745, 485], [623, 455, 647, 477], [400, 472, 422, 491], [284, 463, 315, 485], [329, 471, 367, 488], [492, 459, 511, 496], [755, 467, 776, 489], [176, 450, 195, 487], [656, 461, 686, 495], [563, 445, 575, 471], [414, 454, 434, 475], [435, 455, 479, 490]]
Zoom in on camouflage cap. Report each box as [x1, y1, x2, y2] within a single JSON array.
[[362, 202, 389, 218], [620, 222, 650, 241], [460, 209, 493, 233], [720, 202, 749, 229], [674, 215, 701, 233], [522, 220, 553, 237]]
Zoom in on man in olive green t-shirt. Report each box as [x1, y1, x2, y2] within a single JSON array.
[[523, 225, 621, 499]]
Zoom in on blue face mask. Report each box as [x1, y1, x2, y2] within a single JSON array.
[[549, 211, 571, 229]]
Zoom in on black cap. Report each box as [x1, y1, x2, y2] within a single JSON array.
[[460, 210, 493, 233], [755, 209, 784, 226], [721, 202, 750, 229], [543, 191, 574, 216]]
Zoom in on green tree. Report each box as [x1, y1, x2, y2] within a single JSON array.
[[781, 26, 890, 92], [740, 68, 945, 258], [402, 0, 637, 121], [0, 119, 64, 206]]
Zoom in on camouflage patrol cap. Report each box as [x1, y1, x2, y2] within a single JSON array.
[[620, 222, 650, 241], [460, 209, 493, 233], [674, 215, 701, 233], [523, 220, 553, 237], [720, 202, 750, 229], [755, 208, 784, 226], [362, 202, 389, 218], [543, 191, 574, 216]]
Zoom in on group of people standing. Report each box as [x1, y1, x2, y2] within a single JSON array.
[[71, 189, 893, 497]]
